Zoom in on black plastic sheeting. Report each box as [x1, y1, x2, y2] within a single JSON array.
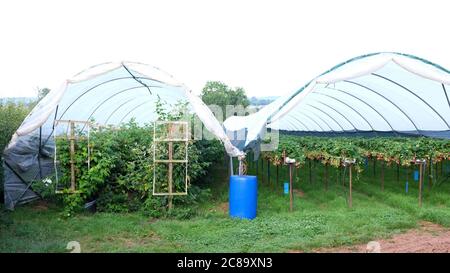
[[3, 127, 54, 210]]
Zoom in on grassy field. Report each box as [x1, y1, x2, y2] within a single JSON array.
[[1, 159, 450, 253]]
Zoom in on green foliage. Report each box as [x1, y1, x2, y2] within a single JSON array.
[[53, 101, 223, 217], [262, 135, 450, 173], [37, 88, 50, 101], [0, 101, 34, 203], [201, 81, 250, 120]]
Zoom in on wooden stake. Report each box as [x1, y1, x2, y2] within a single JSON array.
[[381, 161, 385, 191], [373, 159, 376, 177], [289, 163, 293, 212], [261, 157, 264, 183], [69, 121, 76, 191], [168, 125, 174, 210], [397, 163, 400, 183], [168, 141, 173, 210], [324, 163, 329, 191], [308, 160, 312, 184], [428, 158, 432, 190], [419, 162, 423, 208], [276, 165, 279, 185], [267, 160, 270, 185], [349, 164, 352, 208]]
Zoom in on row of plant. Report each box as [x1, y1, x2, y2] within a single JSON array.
[[261, 135, 450, 173], [34, 101, 224, 217]]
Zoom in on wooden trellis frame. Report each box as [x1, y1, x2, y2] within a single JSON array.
[[53, 119, 91, 194], [152, 121, 189, 209]]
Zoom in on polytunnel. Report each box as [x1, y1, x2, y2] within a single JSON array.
[[224, 52, 450, 153], [3, 61, 242, 209]]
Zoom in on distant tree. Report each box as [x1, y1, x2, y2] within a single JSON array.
[[0, 101, 32, 202], [200, 81, 250, 120], [37, 87, 51, 101]]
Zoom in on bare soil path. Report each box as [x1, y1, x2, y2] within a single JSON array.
[[314, 221, 450, 253]]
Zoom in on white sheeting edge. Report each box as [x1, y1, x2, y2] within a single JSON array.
[[8, 61, 243, 156], [185, 91, 243, 157], [270, 53, 450, 123], [223, 52, 450, 149]]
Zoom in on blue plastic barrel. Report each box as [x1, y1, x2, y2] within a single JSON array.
[[229, 175, 258, 220]]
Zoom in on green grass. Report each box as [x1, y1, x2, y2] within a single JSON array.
[[1, 159, 450, 253]]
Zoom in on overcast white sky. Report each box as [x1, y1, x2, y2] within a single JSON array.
[[0, 0, 449, 98]]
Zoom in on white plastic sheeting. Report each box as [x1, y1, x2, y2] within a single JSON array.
[[9, 62, 241, 156], [3, 62, 242, 209], [224, 52, 450, 151]]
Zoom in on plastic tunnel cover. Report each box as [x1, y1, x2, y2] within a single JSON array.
[[223, 52, 450, 153], [3, 61, 242, 210]]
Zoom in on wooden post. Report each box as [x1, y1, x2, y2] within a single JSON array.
[[349, 164, 352, 208], [381, 161, 385, 191], [419, 162, 423, 208], [69, 121, 76, 191], [276, 165, 279, 185], [289, 163, 293, 212], [168, 143, 174, 210], [308, 160, 312, 184], [267, 160, 270, 185], [256, 156, 258, 177], [336, 167, 339, 185], [373, 159, 376, 177], [168, 125, 174, 210], [428, 158, 432, 190], [261, 157, 264, 183], [324, 163, 329, 191], [435, 161, 438, 180], [397, 163, 400, 183]]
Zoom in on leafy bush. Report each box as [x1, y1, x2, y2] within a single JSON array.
[[1, 101, 34, 204], [53, 101, 223, 217]]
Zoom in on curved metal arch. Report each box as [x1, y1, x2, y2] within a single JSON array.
[[58, 77, 136, 120], [304, 104, 346, 131], [323, 86, 396, 131], [442, 84, 450, 112], [104, 97, 139, 125], [288, 111, 318, 132], [372, 73, 450, 129], [312, 91, 375, 131], [343, 80, 421, 133], [294, 111, 326, 131], [277, 117, 299, 131], [310, 100, 358, 131], [118, 100, 153, 124], [57, 76, 167, 121], [298, 108, 336, 132], [282, 113, 313, 131], [81, 85, 150, 131]]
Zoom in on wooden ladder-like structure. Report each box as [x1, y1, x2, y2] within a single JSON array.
[[152, 121, 189, 210]]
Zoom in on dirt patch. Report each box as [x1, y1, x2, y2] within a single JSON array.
[[313, 221, 450, 253]]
